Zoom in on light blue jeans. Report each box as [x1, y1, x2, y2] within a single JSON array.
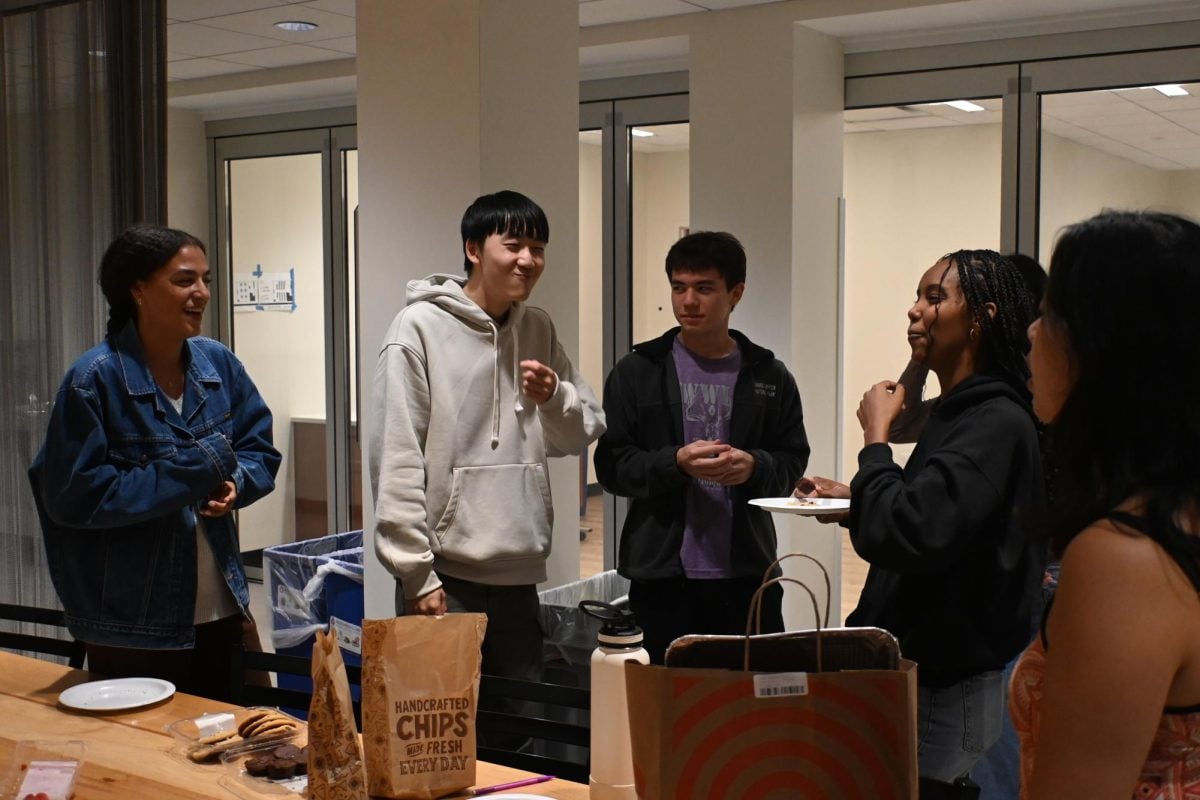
[[918, 669, 1007, 783], [969, 657, 1022, 799]]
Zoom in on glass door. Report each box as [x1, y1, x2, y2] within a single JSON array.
[[579, 93, 689, 578], [213, 127, 358, 555], [1024, 47, 1200, 261]]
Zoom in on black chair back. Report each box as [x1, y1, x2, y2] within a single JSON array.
[[0, 602, 85, 668], [476, 674, 590, 784]]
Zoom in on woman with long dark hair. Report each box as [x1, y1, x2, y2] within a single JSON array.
[[799, 250, 1045, 794], [29, 223, 280, 700], [1013, 210, 1200, 798]]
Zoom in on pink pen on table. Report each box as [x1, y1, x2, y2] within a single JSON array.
[[454, 774, 554, 796]]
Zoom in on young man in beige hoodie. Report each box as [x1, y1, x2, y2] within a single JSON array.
[[370, 190, 605, 690]]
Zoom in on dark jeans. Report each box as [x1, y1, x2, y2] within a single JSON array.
[[435, 573, 543, 750], [85, 613, 265, 703], [628, 575, 784, 664]]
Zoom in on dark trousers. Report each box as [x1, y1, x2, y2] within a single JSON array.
[[629, 575, 784, 665], [437, 573, 543, 682], [437, 573, 543, 750], [85, 613, 265, 703]]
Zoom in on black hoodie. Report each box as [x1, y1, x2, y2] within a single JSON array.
[[846, 372, 1046, 687]]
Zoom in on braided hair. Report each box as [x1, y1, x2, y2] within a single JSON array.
[[943, 249, 1037, 392], [98, 224, 206, 338]]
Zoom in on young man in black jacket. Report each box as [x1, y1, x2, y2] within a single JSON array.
[[594, 231, 810, 663]]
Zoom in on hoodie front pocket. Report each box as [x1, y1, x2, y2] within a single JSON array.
[[433, 463, 553, 563]]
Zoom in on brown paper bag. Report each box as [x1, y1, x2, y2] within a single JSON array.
[[308, 628, 368, 800], [625, 568, 918, 799], [360, 613, 487, 800]]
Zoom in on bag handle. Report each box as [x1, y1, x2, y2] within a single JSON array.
[[743, 576, 824, 673], [761, 553, 831, 628]]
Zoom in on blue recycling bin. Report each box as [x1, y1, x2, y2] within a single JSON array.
[[263, 530, 364, 715]]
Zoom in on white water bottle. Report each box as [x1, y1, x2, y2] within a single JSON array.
[[580, 600, 649, 800]]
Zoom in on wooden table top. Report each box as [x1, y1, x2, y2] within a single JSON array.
[[0, 651, 588, 799]]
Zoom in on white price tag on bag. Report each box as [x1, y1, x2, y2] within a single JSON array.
[[330, 616, 362, 655], [753, 672, 809, 698]]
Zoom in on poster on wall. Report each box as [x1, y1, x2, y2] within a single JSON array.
[[233, 266, 297, 312]]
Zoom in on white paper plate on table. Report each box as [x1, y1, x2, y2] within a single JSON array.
[[750, 497, 850, 516], [58, 677, 175, 711]]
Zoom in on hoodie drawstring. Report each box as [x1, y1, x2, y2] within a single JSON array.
[[512, 325, 524, 414], [489, 320, 502, 447]]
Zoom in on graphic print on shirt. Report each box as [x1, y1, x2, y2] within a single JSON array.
[[681, 381, 735, 487], [672, 337, 741, 579]]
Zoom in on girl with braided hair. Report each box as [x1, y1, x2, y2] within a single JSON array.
[[797, 250, 1046, 797]]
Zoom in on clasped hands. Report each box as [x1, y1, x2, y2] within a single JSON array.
[[199, 480, 237, 517], [676, 439, 755, 486]]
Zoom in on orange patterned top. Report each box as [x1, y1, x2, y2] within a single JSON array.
[[1011, 627, 1200, 798]]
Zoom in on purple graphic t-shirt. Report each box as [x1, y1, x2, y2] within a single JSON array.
[[672, 336, 741, 579]]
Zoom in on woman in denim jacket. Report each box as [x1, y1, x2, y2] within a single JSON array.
[[29, 224, 280, 700]]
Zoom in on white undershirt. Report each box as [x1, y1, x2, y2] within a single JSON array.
[[167, 393, 239, 624]]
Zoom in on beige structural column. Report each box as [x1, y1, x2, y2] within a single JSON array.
[[689, 13, 846, 626], [357, 0, 581, 617]]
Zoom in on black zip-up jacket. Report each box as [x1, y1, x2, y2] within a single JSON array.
[[594, 328, 810, 581], [846, 372, 1046, 687]]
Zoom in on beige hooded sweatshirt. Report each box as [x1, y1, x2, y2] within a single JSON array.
[[369, 274, 605, 600]]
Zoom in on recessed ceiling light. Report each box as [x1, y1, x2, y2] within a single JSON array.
[[936, 100, 986, 112], [274, 20, 318, 32], [630, 129, 655, 138], [1153, 84, 1189, 97]]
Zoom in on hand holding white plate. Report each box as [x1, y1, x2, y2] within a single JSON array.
[[58, 677, 175, 711], [749, 496, 851, 516]]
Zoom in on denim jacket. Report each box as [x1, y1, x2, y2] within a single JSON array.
[[28, 322, 280, 649]]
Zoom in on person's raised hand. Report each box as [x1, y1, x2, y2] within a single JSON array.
[[520, 359, 558, 405], [858, 381, 906, 445]]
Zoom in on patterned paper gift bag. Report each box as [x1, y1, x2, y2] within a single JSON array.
[[360, 614, 487, 800], [625, 565, 919, 800]]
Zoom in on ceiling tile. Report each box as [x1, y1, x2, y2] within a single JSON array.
[[167, 0, 280, 23], [580, 0, 704, 27], [169, 57, 257, 80], [296, 0, 356, 17], [312, 35, 355, 55], [690, 0, 783, 8], [168, 21, 286, 58], [218, 43, 349, 69], [867, 116, 958, 131], [1163, 109, 1200, 130], [190, 6, 356, 42]]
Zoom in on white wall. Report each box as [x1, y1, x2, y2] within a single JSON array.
[[632, 149, 689, 343], [166, 106, 208, 240], [841, 123, 1002, 477], [1040, 131, 1174, 258]]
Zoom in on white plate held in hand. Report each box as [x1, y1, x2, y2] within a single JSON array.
[[749, 497, 850, 516], [58, 677, 175, 711]]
